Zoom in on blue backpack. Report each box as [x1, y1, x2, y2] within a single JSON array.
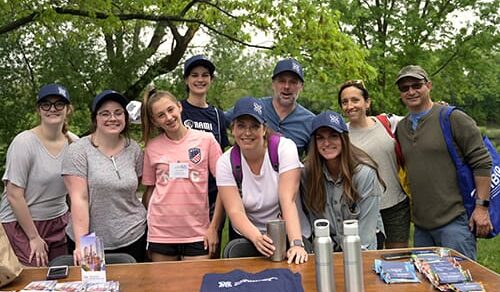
[[230, 133, 281, 193], [439, 106, 500, 238]]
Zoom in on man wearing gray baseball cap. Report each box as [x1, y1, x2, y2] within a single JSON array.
[[395, 65, 492, 260]]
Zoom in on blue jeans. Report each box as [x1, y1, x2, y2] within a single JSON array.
[[414, 213, 476, 260]]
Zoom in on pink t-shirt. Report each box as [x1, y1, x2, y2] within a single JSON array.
[[142, 129, 222, 244]]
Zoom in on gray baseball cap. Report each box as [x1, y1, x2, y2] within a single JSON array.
[[395, 65, 429, 84]]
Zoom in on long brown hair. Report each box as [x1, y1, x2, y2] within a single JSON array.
[[141, 86, 179, 145], [304, 131, 385, 215]]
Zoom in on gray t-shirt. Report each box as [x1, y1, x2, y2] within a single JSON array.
[[62, 136, 146, 250], [348, 118, 407, 209], [1, 130, 76, 222]]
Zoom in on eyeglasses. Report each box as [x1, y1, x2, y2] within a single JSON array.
[[97, 109, 125, 120], [341, 79, 366, 90], [38, 100, 67, 111], [398, 82, 426, 93]]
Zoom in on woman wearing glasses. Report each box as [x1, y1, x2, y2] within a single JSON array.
[[338, 80, 410, 249], [301, 111, 384, 251], [1, 84, 77, 266], [62, 90, 147, 264]]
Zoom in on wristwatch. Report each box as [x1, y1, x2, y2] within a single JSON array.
[[475, 199, 490, 208], [290, 239, 305, 248]]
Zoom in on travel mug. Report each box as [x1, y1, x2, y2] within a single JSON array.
[[266, 219, 286, 261]]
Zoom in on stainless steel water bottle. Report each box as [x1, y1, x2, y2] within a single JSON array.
[[343, 219, 364, 292], [266, 219, 286, 261], [314, 219, 335, 292]]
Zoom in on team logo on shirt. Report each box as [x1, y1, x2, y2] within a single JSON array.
[[188, 147, 202, 164]]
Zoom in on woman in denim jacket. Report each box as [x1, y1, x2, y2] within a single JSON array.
[[301, 111, 385, 251]]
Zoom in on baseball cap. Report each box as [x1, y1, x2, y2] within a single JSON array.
[[37, 83, 70, 103], [272, 58, 304, 82], [310, 111, 349, 135], [183, 55, 215, 77], [92, 90, 129, 113], [395, 65, 429, 84], [231, 96, 266, 124]]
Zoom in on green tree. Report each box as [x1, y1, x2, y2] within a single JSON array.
[[333, 0, 499, 121], [0, 0, 375, 179]]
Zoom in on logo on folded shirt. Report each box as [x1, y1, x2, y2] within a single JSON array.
[[189, 147, 202, 164]]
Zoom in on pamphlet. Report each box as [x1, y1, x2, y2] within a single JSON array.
[[80, 233, 106, 284]]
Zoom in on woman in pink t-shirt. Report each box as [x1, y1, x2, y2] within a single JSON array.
[[141, 88, 223, 262]]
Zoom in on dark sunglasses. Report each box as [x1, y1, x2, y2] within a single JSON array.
[[38, 100, 67, 111], [398, 82, 426, 93]]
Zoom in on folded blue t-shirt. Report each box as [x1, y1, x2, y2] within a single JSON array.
[[200, 268, 304, 292]]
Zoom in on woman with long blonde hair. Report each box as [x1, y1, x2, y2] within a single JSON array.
[[141, 88, 223, 262]]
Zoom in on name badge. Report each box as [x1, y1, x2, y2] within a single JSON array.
[[169, 162, 189, 179]]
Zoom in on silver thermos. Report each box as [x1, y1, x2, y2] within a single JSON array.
[[314, 219, 335, 292], [343, 219, 364, 292]]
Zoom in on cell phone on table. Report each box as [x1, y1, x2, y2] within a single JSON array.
[[46, 265, 69, 280], [381, 252, 412, 260]]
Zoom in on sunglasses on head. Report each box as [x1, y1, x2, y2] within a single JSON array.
[[341, 79, 366, 90], [398, 81, 426, 93]]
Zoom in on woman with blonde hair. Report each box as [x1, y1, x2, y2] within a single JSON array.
[[141, 88, 223, 261], [216, 96, 308, 264], [1, 83, 76, 266]]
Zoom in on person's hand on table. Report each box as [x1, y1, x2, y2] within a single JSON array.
[[287, 246, 308, 264]]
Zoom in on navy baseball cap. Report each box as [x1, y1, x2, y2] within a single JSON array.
[[37, 83, 70, 103], [92, 90, 129, 113], [272, 58, 304, 82], [395, 65, 429, 84], [231, 96, 266, 124], [183, 55, 215, 77], [310, 111, 349, 135]]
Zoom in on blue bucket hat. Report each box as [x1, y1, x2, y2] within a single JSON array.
[[92, 90, 129, 114], [37, 83, 70, 103], [310, 111, 349, 135], [272, 58, 304, 82], [183, 55, 215, 77], [231, 96, 266, 124]]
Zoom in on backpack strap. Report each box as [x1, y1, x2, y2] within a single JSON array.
[[376, 114, 405, 166], [267, 133, 281, 172], [230, 133, 281, 196], [230, 145, 243, 194], [439, 106, 464, 167]]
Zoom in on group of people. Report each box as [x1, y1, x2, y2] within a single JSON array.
[[1, 56, 492, 268]]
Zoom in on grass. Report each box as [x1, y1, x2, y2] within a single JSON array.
[[477, 237, 500, 273]]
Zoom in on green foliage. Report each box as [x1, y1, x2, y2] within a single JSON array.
[[333, 0, 499, 120]]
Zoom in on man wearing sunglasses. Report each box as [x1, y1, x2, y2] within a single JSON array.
[[395, 65, 492, 260]]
